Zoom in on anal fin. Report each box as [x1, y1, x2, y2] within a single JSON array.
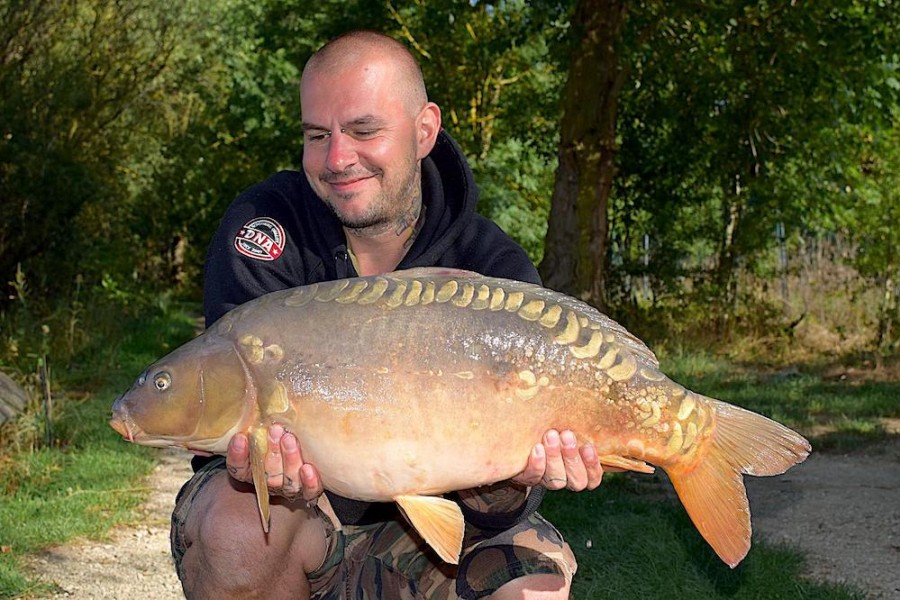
[[248, 427, 271, 533], [598, 454, 655, 474], [394, 495, 464, 564]]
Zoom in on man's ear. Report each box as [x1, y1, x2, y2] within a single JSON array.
[[416, 102, 442, 159]]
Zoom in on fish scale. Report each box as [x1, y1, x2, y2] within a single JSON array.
[[110, 267, 810, 567]]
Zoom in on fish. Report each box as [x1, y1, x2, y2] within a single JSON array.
[[110, 267, 810, 567]]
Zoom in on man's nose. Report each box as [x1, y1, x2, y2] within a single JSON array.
[[325, 131, 357, 172]]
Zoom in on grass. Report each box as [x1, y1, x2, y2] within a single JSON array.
[[543, 478, 866, 599], [0, 303, 199, 598], [1, 307, 894, 598], [660, 350, 900, 450]]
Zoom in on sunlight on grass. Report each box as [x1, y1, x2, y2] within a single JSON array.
[[541, 476, 867, 599], [0, 303, 198, 597]]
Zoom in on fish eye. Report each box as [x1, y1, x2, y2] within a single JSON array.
[[153, 372, 172, 392]]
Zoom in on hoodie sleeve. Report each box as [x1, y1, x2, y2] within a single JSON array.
[[203, 174, 324, 327]]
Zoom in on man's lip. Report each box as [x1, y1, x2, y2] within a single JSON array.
[[324, 175, 373, 190]]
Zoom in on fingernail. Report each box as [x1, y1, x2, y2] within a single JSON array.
[[282, 433, 297, 452], [232, 435, 246, 452], [560, 431, 576, 448], [269, 424, 284, 441], [545, 430, 560, 447], [583, 444, 596, 461]]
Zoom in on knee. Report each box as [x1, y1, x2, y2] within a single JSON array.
[[179, 476, 271, 595], [178, 473, 321, 598]]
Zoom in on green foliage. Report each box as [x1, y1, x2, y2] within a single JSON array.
[[474, 138, 554, 263], [0, 298, 198, 597], [610, 0, 900, 341]]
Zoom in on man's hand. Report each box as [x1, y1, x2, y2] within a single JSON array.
[[226, 424, 324, 502], [512, 429, 603, 491]]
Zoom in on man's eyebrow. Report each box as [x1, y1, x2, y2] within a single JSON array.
[[301, 116, 384, 132], [344, 115, 383, 127]]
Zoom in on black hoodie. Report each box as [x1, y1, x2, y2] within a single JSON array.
[[199, 130, 544, 529]]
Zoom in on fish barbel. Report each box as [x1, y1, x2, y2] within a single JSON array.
[[110, 268, 810, 566]]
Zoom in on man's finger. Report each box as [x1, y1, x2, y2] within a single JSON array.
[[541, 430, 567, 490], [300, 463, 325, 502], [512, 443, 546, 487], [560, 430, 588, 491], [279, 432, 304, 497], [226, 433, 251, 483], [265, 424, 286, 489], [581, 443, 604, 490]]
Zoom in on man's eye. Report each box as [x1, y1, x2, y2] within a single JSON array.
[[352, 130, 377, 138], [305, 131, 329, 142]]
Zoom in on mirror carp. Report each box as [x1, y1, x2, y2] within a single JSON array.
[[110, 267, 810, 566]]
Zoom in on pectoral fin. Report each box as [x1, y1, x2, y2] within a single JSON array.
[[598, 454, 655, 474], [248, 427, 271, 533], [394, 495, 464, 564]]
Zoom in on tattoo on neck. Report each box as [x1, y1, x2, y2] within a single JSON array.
[[398, 201, 425, 250]]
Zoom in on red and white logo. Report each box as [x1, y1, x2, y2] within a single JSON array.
[[234, 217, 286, 261]]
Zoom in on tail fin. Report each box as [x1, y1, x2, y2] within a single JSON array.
[[665, 395, 810, 568]]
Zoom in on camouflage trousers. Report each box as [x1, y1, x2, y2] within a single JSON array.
[[171, 458, 576, 599]]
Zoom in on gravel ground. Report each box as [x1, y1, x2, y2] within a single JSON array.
[[25, 448, 190, 599], [24, 440, 900, 599]]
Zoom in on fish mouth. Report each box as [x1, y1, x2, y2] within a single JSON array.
[[109, 414, 136, 442]]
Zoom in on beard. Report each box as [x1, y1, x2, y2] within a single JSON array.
[[320, 158, 422, 236]]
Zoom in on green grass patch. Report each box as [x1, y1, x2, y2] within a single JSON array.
[[0, 302, 198, 598], [541, 475, 866, 599], [660, 351, 900, 450]]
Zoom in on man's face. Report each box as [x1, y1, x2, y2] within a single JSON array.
[[300, 59, 424, 232]]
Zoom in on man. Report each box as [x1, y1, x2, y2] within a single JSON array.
[[172, 30, 603, 599]]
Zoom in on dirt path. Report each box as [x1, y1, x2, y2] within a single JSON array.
[[26, 449, 190, 599], [25, 441, 900, 599], [745, 437, 900, 599]]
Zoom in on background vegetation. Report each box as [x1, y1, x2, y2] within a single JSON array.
[[1, 0, 898, 597]]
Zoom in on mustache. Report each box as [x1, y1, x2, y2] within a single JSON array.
[[319, 169, 381, 184]]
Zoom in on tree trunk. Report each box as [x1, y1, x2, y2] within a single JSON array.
[[539, 0, 627, 312], [716, 174, 744, 334]]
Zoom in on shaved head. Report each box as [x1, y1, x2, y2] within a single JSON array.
[[302, 31, 428, 116]]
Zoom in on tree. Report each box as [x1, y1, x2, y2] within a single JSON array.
[[542, 0, 900, 325], [539, 0, 627, 309], [0, 0, 212, 300]]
